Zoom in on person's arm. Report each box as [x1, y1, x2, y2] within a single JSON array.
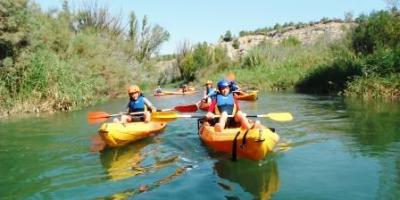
[[208, 99, 217, 113], [143, 97, 156, 112], [234, 99, 240, 111], [203, 90, 207, 98]]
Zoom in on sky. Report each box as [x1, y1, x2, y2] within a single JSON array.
[[34, 0, 388, 55]]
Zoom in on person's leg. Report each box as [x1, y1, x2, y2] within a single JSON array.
[[120, 115, 132, 123], [235, 111, 252, 129], [215, 111, 228, 132], [144, 111, 151, 123]]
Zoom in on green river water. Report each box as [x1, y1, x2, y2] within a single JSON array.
[[1, 92, 400, 199]]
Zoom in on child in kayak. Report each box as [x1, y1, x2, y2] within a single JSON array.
[[114, 85, 156, 123], [205, 80, 254, 132]]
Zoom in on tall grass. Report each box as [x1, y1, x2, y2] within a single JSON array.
[[216, 35, 337, 90], [345, 73, 400, 100]]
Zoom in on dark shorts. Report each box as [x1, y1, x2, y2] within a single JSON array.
[[129, 115, 145, 122], [209, 117, 240, 128]]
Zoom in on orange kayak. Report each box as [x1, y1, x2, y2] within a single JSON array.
[[154, 90, 197, 96], [198, 121, 279, 160], [99, 121, 167, 147], [235, 90, 258, 101], [199, 101, 210, 111]]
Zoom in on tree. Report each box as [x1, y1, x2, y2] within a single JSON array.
[[0, 0, 29, 65], [135, 15, 170, 62], [223, 30, 232, 42], [384, 0, 400, 9], [344, 12, 354, 22]]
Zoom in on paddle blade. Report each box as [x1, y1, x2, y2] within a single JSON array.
[[87, 112, 111, 124], [174, 104, 198, 112], [258, 112, 293, 122], [151, 111, 179, 122]]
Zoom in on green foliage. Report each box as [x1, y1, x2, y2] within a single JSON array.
[[295, 58, 363, 94], [242, 48, 264, 69], [232, 39, 240, 49], [177, 42, 213, 81], [135, 14, 170, 62], [281, 36, 301, 47], [363, 47, 400, 75], [223, 30, 232, 42], [352, 10, 400, 54], [345, 73, 400, 100], [0, 1, 169, 116], [0, 0, 29, 65]]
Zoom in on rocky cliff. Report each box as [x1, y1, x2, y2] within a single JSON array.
[[217, 22, 353, 60]]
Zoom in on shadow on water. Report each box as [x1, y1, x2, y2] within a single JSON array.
[[213, 157, 280, 200]]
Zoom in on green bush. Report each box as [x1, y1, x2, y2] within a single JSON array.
[[223, 30, 233, 42], [281, 36, 301, 47], [363, 47, 400, 75], [295, 58, 363, 94], [352, 10, 400, 55], [345, 73, 400, 100]]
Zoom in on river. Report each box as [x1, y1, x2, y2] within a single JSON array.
[[1, 92, 399, 199]]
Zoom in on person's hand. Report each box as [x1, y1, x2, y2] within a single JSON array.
[[206, 112, 215, 119], [151, 106, 157, 112]]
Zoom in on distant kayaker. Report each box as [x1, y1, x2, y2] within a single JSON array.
[[203, 80, 216, 103], [180, 84, 188, 93], [155, 85, 163, 94], [114, 85, 156, 123], [206, 80, 254, 132], [226, 72, 244, 95]]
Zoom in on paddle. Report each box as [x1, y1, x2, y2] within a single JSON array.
[[151, 111, 293, 122], [174, 104, 198, 112], [87, 104, 197, 124], [87, 111, 145, 124]]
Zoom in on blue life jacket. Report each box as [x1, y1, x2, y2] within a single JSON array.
[[215, 93, 236, 115], [207, 88, 216, 99], [127, 96, 147, 112]]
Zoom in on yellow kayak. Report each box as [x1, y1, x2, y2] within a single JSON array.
[[99, 121, 167, 147], [198, 121, 279, 160]]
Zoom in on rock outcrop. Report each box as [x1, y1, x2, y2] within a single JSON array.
[[218, 22, 353, 60]]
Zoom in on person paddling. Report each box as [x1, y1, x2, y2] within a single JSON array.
[[226, 72, 245, 95], [205, 80, 255, 132], [203, 80, 216, 103], [154, 85, 163, 94], [114, 85, 156, 123]]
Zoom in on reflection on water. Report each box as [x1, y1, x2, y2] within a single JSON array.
[[98, 137, 191, 199], [100, 139, 153, 181], [214, 157, 280, 200], [343, 98, 400, 153]]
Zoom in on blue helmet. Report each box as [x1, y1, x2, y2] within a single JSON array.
[[217, 80, 230, 89]]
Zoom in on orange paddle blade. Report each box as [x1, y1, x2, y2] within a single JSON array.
[[87, 112, 111, 124], [88, 112, 110, 119], [174, 104, 198, 112]]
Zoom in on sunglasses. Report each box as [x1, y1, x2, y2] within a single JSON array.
[[128, 92, 139, 95]]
